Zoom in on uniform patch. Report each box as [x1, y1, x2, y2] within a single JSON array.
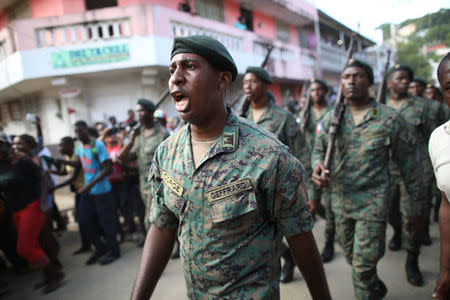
[[162, 170, 183, 196], [222, 132, 236, 149], [206, 178, 252, 203]]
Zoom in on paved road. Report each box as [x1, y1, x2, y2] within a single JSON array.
[[1, 192, 441, 299]]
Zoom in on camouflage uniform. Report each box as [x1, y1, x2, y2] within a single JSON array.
[[312, 99, 424, 299], [299, 104, 333, 238], [386, 95, 442, 251], [244, 93, 308, 168], [149, 108, 313, 299], [129, 122, 170, 228]]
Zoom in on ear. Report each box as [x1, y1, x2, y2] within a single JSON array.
[[217, 71, 232, 92]]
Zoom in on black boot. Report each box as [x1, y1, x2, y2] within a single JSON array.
[[41, 263, 65, 294], [280, 253, 295, 283], [171, 240, 180, 259], [405, 251, 424, 286], [422, 225, 432, 246], [388, 230, 402, 251], [321, 236, 335, 263]]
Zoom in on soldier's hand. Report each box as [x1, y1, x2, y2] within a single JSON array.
[[406, 215, 425, 240], [308, 200, 317, 213], [312, 163, 330, 187], [433, 269, 450, 299]]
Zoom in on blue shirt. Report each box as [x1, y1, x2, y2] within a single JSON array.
[[76, 139, 111, 195]]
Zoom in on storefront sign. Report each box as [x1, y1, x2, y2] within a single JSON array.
[[51, 44, 130, 69]]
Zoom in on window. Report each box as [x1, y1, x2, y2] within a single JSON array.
[[7, 101, 23, 121], [6, 0, 31, 21], [239, 7, 253, 31], [195, 0, 224, 22], [276, 21, 289, 43], [298, 26, 316, 49], [85, 0, 118, 10]]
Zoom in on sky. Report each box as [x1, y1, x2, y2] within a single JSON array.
[[313, 0, 450, 43]]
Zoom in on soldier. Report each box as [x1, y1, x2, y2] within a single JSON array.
[[118, 99, 170, 244], [312, 59, 424, 299], [299, 78, 334, 263], [131, 35, 331, 300], [408, 77, 427, 97], [242, 66, 309, 283], [430, 52, 450, 300], [385, 64, 445, 286]]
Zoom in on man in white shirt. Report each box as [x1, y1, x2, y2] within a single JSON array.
[[430, 51, 450, 300]]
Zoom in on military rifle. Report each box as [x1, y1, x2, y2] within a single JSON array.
[[300, 82, 312, 134], [155, 89, 171, 109], [238, 45, 274, 117], [322, 35, 355, 175], [376, 49, 391, 104]]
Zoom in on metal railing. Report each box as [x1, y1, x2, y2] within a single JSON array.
[[35, 18, 131, 47]]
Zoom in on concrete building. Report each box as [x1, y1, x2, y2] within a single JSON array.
[[0, 0, 379, 144]]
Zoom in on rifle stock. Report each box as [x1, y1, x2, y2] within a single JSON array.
[[238, 45, 274, 117], [155, 89, 171, 109], [376, 49, 391, 104], [322, 35, 355, 174], [300, 83, 312, 134]]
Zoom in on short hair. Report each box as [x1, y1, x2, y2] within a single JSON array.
[[437, 52, 450, 83], [74, 120, 88, 128], [18, 134, 37, 149], [60, 136, 74, 146]]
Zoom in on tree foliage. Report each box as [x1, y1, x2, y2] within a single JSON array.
[[397, 42, 431, 79]]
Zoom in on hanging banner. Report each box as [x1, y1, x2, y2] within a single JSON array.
[[51, 44, 130, 69]]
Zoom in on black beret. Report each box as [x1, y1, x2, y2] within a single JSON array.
[[386, 64, 414, 81], [411, 76, 427, 85], [344, 58, 374, 85], [137, 98, 156, 111], [245, 66, 273, 84], [310, 77, 328, 91], [171, 35, 238, 81]]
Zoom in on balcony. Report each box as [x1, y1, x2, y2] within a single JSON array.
[[0, 3, 318, 95], [320, 42, 373, 74]]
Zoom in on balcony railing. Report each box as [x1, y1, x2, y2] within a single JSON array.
[[170, 22, 243, 52], [35, 18, 131, 47]]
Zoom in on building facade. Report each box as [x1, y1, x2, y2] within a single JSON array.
[[0, 0, 376, 144]]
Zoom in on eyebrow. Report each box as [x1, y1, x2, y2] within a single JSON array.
[[170, 58, 199, 67]]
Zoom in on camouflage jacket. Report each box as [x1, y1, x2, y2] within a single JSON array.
[[386, 95, 445, 182], [311, 99, 424, 221], [299, 104, 331, 176], [149, 108, 313, 299], [129, 122, 169, 193], [244, 96, 309, 173]]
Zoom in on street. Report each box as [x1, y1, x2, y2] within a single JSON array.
[[1, 191, 441, 300]]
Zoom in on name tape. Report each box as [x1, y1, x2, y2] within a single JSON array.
[[206, 178, 252, 203], [162, 171, 183, 197]]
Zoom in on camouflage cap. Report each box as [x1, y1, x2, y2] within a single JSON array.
[[171, 35, 238, 81], [386, 64, 414, 81], [310, 77, 328, 91], [245, 66, 273, 84], [344, 58, 374, 85]]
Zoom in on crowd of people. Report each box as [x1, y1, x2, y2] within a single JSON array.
[[0, 33, 449, 300]]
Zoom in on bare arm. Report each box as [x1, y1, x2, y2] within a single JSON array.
[[52, 163, 81, 191], [78, 159, 112, 195], [119, 130, 139, 161], [131, 225, 176, 300], [287, 231, 331, 300], [433, 192, 450, 299]]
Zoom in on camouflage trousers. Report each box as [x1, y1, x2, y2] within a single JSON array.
[[388, 180, 427, 253], [335, 214, 387, 300], [308, 184, 335, 240]]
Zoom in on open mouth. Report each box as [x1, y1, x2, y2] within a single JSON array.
[[171, 90, 190, 113]]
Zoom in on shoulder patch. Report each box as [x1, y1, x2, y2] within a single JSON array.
[[206, 178, 252, 203], [161, 170, 183, 196]]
